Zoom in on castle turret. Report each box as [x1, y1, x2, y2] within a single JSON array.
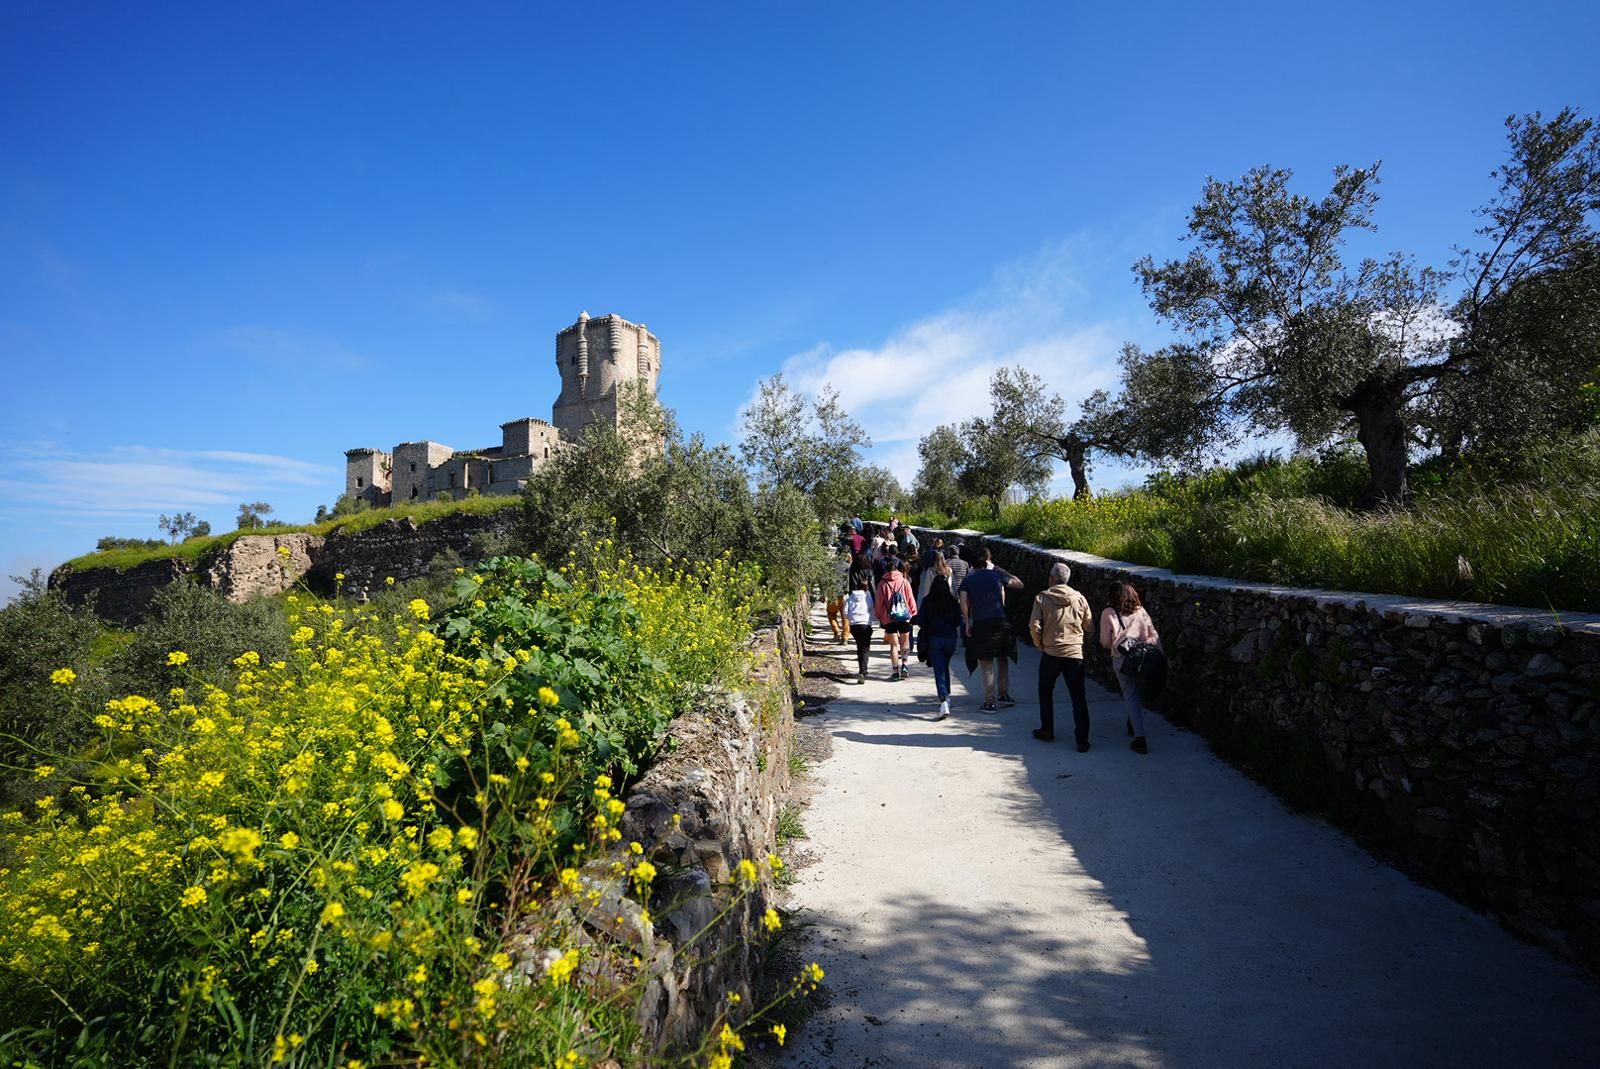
[[552, 312, 661, 440], [345, 448, 392, 507]]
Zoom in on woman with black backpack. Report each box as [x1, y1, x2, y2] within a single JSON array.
[[1098, 580, 1162, 755]]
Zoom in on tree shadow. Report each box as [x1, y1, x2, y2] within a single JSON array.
[[779, 619, 1600, 1067]]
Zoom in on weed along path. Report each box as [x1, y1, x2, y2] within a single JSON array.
[[776, 606, 1600, 1069]]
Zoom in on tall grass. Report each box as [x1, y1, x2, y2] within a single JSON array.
[[979, 436, 1600, 612]]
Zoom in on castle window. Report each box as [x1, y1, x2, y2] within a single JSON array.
[[544, 446, 550, 459], [410, 486, 418, 499], [410, 462, 416, 473], [356, 477, 364, 488]]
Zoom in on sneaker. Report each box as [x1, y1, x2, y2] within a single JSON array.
[[981, 701, 997, 713], [998, 694, 1016, 705], [899, 666, 910, 680], [936, 700, 950, 721], [1077, 739, 1091, 753], [857, 671, 866, 685], [1031, 728, 1055, 742], [1131, 737, 1149, 755]]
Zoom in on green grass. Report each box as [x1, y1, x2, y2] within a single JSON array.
[[787, 745, 810, 779], [940, 435, 1600, 613], [60, 495, 521, 574], [775, 805, 807, 848]]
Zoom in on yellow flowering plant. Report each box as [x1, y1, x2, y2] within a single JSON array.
[[0, 549, 794, 1068]]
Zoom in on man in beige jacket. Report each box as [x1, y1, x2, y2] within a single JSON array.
[[1028, 562, 1094, 750]]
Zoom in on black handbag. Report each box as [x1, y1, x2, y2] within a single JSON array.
[[1115, 613, 1168, 692]]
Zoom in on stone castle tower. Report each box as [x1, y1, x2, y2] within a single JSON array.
[[552, 311, 661, 439], [342, 312, 660, 508]]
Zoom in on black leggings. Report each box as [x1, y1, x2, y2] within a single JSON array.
[[850, 624, 873, 674]]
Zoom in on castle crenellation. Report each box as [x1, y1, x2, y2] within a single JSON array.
[[345, 311, 660, 507]]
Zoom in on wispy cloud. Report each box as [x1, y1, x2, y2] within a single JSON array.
[[0, 442, 337, 520], [423, 289, 492, 321], [765, 241, 1135, 483], [204, 325, 371, 371]]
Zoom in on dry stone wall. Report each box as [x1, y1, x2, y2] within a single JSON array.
[[509, 596, 805, 1051], [617, 595, 804, 1047], [870, 522, 1600, 973]]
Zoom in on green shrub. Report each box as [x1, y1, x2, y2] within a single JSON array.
[[0, 573, 104, 806]]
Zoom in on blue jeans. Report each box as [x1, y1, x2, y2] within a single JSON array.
[[1118, 670, 1146, 737], [925, 635, 958, 701]]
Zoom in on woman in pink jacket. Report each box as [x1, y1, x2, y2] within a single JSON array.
[[874, 559, 918, 682], [1099, 580, 1160, 754]]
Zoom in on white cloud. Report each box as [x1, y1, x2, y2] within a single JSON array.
[[764, 241, 1134, 481], [205, 325, 371, 371], [424, 289, 493, 321], [0, 442, 337, 520]]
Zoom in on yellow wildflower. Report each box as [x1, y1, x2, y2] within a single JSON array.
[[166, 651, 189, 666], [50, 667, 76, 686]]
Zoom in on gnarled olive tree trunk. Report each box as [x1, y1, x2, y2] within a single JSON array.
[[1346, 378, 1410, 507]]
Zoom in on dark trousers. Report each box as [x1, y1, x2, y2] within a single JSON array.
[[1039, 654, 1089, 742], [850, 624, 873, 675]]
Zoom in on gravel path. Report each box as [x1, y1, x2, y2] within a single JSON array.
[[776, 606, 1600, 1068]]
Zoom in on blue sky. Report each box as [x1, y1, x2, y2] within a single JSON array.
[[2, 2, 1596, 597]]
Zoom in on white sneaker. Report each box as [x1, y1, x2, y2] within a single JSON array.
[[937, 699, 950, 720]]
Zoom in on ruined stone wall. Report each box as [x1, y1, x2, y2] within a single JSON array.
[[869, 522, 1600, 972], [51, 507, 519, 625]]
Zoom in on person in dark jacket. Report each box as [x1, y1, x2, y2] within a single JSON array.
[[960, 547, 1022, 711], [917, 554, 962, 720]]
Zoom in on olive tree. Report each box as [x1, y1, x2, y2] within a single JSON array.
[[739, 374, 871, 522], [913, 424, 969, 515], [1132, 109, 1600, 505], [983, 365, 1144, 499]]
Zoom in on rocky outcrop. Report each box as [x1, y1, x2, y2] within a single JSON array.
[[50, 507, 517, 625], [872, 522, 1600, 973]]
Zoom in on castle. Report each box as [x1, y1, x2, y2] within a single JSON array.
[[344, 311, 661, 507]]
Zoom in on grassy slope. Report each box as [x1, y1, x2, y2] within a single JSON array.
[[60, 496, 520, 574], [869, 439, 1600, 613]]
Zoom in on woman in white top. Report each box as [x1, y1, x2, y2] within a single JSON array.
[[1098, 580, 1160, 754], [843, 574, 876, 685]]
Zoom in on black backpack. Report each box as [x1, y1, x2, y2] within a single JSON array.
[[1119, 641, 1168, 693], [1114, 611, 1168, 693]]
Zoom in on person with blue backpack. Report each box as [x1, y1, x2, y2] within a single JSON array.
[[874, 558, 918, 681]]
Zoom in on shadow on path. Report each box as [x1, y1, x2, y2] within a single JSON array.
[[778, 610, 1600, 1068]]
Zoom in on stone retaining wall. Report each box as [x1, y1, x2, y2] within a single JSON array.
[[868, 522, 1600, 973], [51, 508, 517, 624], [616, 592, 805, 1047]]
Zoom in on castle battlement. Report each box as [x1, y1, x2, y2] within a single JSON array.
[[342, 313, 659, 508]]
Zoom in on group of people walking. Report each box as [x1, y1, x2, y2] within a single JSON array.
[[825, 517, 1162, 754]]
